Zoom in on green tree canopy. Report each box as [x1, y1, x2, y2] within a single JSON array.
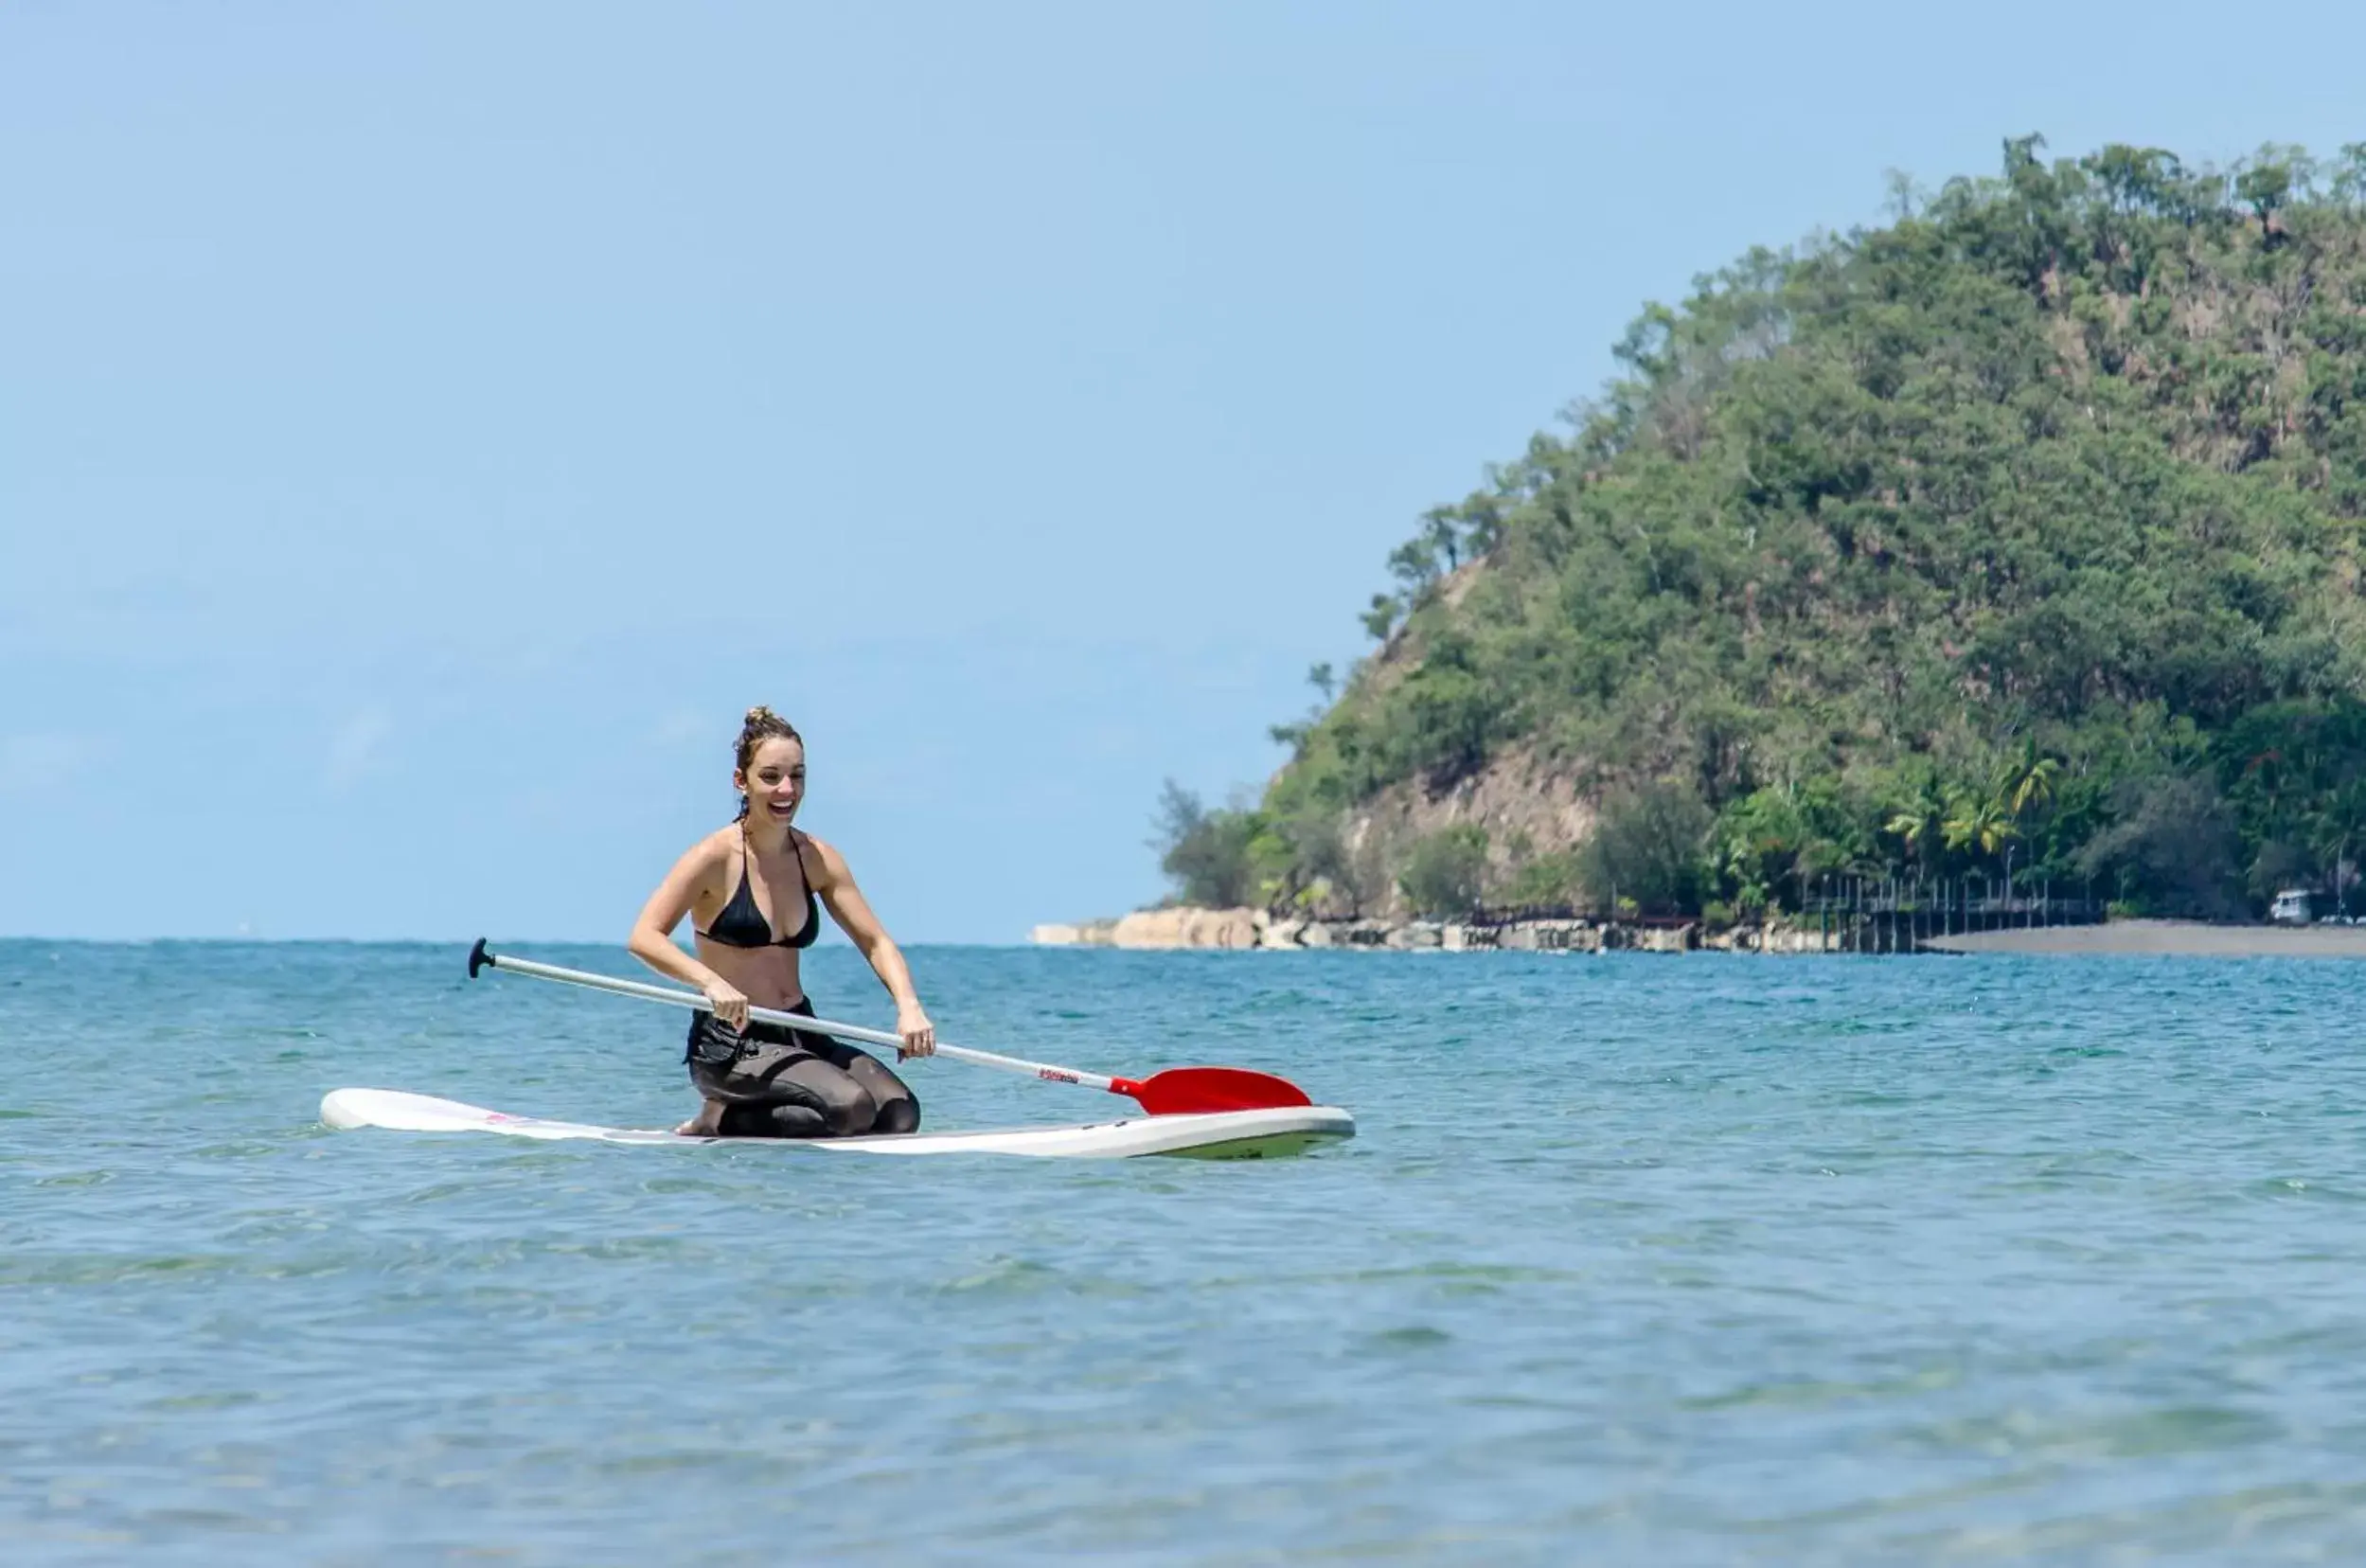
[[1227, 135, 2366, 922]]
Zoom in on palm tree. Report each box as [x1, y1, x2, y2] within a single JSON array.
[[2000, 744, 2060, 819], [1884, 775, 1949, 873], [1993, 745, 2059, 917], [1944, 784, 2019, 911]]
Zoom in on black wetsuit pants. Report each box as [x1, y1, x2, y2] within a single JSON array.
[[685, 1004, 920, 1138]]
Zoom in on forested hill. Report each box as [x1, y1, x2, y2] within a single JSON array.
[[1159, 136, 2366, 924]]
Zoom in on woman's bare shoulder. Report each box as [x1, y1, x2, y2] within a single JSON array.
[[678, 826, 738, 874], [795, 830, 849, 882]]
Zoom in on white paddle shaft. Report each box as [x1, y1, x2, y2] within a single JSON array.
[[477, 950, 1124, 1093]]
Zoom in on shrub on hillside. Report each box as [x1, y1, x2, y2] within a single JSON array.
[[1580, 782, 1715, 916], [1150, 780, 1261, 908], [1398, 826, 1490, 918]]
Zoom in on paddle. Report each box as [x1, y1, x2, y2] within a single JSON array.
[[466, 940, 1312, 1114]]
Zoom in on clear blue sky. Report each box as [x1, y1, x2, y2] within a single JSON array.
[[5, 1, 2359, 943]]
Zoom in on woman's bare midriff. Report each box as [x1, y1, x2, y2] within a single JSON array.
[[693, 939, 807, 1012]]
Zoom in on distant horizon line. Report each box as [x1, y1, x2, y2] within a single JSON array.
[[0, 935, 1040, 949]]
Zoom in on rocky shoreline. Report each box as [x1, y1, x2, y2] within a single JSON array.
[[1027, 906, 1841, 954], [1030, 908, 2366, 958]]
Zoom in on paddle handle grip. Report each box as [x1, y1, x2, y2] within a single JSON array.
[[471, 945, 1122, 1094]]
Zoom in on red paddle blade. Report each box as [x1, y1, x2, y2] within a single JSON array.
[[1127, 1067, 1313, 1115]]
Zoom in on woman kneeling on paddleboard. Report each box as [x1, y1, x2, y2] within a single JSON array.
[[628, 706, 934, 1138]]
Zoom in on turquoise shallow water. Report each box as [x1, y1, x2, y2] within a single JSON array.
[[5, 941, 2365, 1564]]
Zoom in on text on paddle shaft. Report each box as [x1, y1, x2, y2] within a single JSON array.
[[1037, 1069, 1080, 1084]]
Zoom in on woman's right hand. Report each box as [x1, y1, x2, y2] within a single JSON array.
[[703, 976, 750, 1031]]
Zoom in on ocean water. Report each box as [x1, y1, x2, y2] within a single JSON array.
[[5, 941, 2364, 1565]]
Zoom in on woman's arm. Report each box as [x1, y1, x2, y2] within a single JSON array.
[[806, 835, 936, 1057], [627, 837, 750, 1027]]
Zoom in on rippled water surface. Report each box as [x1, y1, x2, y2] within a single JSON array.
[[7, 940, 2366, 1563]]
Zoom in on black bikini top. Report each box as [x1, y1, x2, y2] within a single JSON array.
[[697, 829, 821, 950]]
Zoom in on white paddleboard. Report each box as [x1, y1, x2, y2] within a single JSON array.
[[321, 1088, 1354, 1160]]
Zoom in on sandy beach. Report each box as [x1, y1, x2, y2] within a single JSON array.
[[1925, 919, 2366, 958]]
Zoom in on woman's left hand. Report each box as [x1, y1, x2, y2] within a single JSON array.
[[896, 1001, 936, 1060]]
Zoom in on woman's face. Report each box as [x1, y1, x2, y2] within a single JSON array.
[[738, 737, 807, 825]]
